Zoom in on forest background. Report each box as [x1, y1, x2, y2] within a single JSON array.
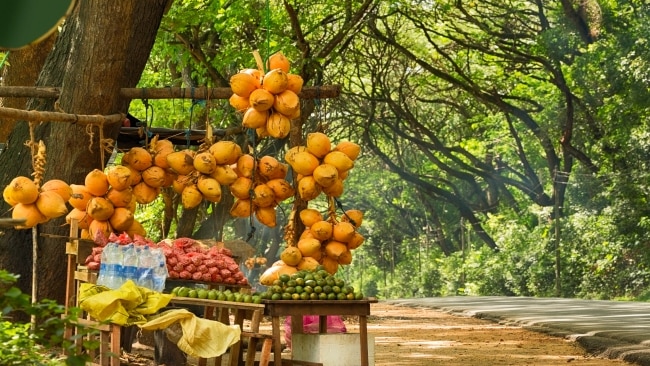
[[1, 0, 649, 304]]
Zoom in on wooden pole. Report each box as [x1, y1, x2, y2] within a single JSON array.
[[0, 85, 342, 100], [0, 106, 124, 125]]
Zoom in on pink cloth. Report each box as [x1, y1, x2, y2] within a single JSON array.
[[283, 315, 347, 349]]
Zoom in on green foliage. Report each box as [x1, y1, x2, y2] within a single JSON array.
[[0, 270, 95, 365]]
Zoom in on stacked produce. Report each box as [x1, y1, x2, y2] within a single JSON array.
[[259, 266, 364, 301], [86, 233, 248, 287], [229, 154, 295, 227], [171, 286, 262, 304], [163, 237, 249, 286], [229, 51, 303, 139]]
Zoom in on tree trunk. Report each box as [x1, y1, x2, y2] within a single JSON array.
[[0, 31, 57, 142], [0, 0, 170, 305]]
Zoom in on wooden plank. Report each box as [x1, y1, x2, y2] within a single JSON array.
[[170, 297, 265, 311], [0, 85, 342, 100]]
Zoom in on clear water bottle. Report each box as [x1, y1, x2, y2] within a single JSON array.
[[137, 245, 155, 289], [97, 243, 123, 289], [152, 261, 169, 293], [122, 243, 138, 283]]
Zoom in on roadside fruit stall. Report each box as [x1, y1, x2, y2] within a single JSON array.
[[2, 51, 372, 366]]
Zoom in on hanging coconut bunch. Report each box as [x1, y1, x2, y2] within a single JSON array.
[[285, 132, 361, 201], [229, 51, 303, 139], [3, 176, 71, 229], [258, 202, 365, 283], [295, 202, 365, 275], [167, 136, 245, 210], [229, 153, 295, 228], [65, 165, 146, 240], [121, 136, 177, 206], [3, 141, 71, 229]]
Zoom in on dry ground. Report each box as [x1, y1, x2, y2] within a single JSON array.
[[124, 302, 631, 365]]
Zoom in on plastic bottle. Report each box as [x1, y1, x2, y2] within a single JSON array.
[[152, 261, 169, 292], [96, 244, 110, 287], [97, 243, 123, 289], [150, 246, 168, 292], [137, 245, 155, 289], [122, 243, 138, 284]]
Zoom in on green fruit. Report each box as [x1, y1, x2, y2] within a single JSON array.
[[343, 286, 355, 294], [316, 265, 326, 272], [300, 292, 310, 300], [335, 278, 345, 287], [272, 279, 283, 286], [346, 293, 355, 300], [282, 292, 292, 300], [314, 286, 323, 294], [171, 287, 181, 296], [243, 294, 253, 303], [226, 293, 235, 302], [279, 274, 291, 283], [303, 286, 314, 294], [178, 288, 190, 297], [188, 289, 198, 298], [272, 285, 283, 294], [271, 293, 282, 300], [198, 289, 208, 299], [253, 295, 262, 304], [327, 293, 337, 300], [318, 292, 328, 300], [286, 280, 297, 287], [286, 286, 296, 294], [304, 274, 315, 281], [217, 292, 227, 301], [305, 280, 317, 287], [323, 285, 332, 294], [337, 293, 347, 300], [294, 285, 304, 294], [332, 286, 341, 294], [295, 278, 305, 286], [317, 270, 329, 278], [354, 292, 364, 300], [309, 292, 319, 300], [291, 293, 300, 300]]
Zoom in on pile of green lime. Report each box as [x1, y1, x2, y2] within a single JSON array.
[[259, 266, 364, 301], [171, 286, 262, 304]]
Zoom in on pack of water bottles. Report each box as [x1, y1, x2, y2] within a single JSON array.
[[96, 242, 169, 292]]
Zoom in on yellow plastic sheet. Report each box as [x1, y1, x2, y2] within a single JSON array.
[[140, 308, 241, 359], [78, 280, 173, 326], [78, 280, 241, 358]]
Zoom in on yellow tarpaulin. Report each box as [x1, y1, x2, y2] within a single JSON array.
[[140, 308, 241, 358], [78, 280, 241, 358], [78, 280, 173, 326]]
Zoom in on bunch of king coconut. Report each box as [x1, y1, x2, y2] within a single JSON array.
[[229, 51, 303, 139]]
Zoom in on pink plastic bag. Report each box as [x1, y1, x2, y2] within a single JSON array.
[[284, 315, 347, 349]]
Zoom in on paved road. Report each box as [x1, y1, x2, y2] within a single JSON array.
[[386, 296, 650, 365]]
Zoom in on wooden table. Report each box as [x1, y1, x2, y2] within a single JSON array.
[[263, 299, 377, 366], [170, 297, 266, 366]]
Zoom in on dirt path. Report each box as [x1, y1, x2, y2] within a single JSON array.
[[362, 302, 629, 365], [126, 302, 631, 365]]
